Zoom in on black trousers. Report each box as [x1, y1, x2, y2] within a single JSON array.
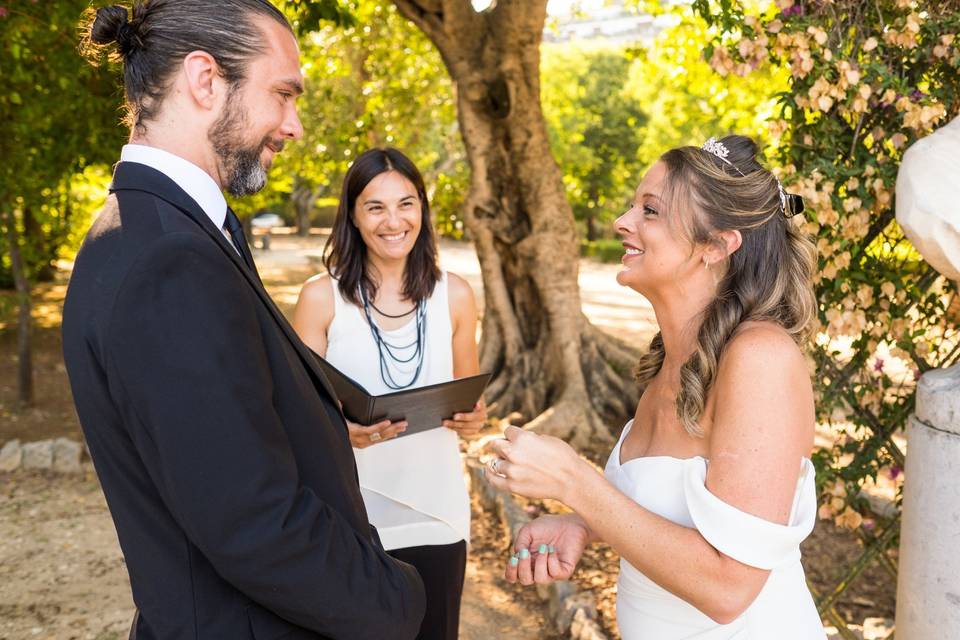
[[388, 540, 467, 640]]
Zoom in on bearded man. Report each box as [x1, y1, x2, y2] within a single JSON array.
[[62, 2, 425, 638]]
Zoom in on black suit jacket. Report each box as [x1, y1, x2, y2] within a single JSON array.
[[62, 162, 426, 640]]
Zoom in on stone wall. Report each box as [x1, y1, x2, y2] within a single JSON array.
[[0, 438, 85, 473]]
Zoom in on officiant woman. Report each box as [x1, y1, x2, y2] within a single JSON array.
[[293, 147, 486, 640]]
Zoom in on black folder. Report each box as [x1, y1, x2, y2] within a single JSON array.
[[315, 357, 491, 437]]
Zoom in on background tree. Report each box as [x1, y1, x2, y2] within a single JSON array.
[[623, 13, 788, 168], [541, 47, 646, 242], [0, 1, 126, 406], [540, 16, 786, 253], [250, 0, 467, 236], [386, 0, 641, 446]]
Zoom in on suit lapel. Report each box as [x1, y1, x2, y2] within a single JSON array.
[[110, 162, 342, 406]]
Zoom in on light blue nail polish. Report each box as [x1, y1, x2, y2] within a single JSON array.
[[509, 555, 519, 567], [548, 545, 556, 554], [538, 544, 548, 554], [519, 548, 530, 560]]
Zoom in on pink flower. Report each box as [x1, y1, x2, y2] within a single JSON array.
[[873, 358, 885, 373], [889, 466, 901, 481], [0, 7, 8, 18]]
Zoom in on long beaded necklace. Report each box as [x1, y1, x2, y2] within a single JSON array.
[[359, 285, 428, 390]]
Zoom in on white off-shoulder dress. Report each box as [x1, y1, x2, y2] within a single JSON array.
[[604, 420, 827, 639]]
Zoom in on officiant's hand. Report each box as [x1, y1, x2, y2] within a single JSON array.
[[505, 514, 591, 585], [347, 419, 407, 449], [443, 399, 487, 438]]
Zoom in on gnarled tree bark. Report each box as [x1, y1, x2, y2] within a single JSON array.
[[390, 0, 638, 447]]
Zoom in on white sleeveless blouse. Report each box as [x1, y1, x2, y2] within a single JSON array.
[[325, 272, 470, 550], [605, 420, 826, 639]]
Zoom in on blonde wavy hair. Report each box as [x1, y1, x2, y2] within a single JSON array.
[[634, 135, 817, 437]]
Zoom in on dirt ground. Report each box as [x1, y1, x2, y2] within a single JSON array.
[[0, 232, 896, 639], [0, 467, 555, 640]]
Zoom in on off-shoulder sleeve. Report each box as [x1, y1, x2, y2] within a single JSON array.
[[683, 458, 817, 570]]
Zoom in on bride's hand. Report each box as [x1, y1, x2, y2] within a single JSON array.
[[484, 425, 589, 503], [505, 514, 591, 585]]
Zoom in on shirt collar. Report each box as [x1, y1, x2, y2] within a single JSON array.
[[120, 144, 228, 230]]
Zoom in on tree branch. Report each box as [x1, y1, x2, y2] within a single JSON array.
[[391, 0, 450, 55]]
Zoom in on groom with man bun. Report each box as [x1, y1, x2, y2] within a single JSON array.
[[62, 1, 425, 638]]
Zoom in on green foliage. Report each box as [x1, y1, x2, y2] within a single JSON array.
[[541, 45, 646, 240], [540, 14, 786, 242], [623, 14, 788, 169], [281, 0, 356, 35], [0, 1, 127, 286], [580, 238, 627, 263], [692, 0, 960, 565]]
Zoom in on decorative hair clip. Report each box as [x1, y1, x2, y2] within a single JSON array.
[[782, 186, 805, 218], [701, 137, 805, 218], [773, 174, 805, 218]]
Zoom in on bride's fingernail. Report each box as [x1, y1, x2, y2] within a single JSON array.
[[548, 545, 556, 554], [509, 555, 519, 567], [519, 548, 530, 560], [538, 544, 548, 554]]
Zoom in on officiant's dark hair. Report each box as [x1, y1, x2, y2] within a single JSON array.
[[324, 148, 441, 308], [81, 1, 290, 134]]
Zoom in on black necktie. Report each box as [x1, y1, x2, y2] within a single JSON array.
[[224, 208, 254, 270]]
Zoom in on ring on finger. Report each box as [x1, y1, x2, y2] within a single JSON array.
[[490, 457, 502, 475], [369, 432, 382, 443]]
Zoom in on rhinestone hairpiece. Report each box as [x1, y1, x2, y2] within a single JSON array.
[[701, 137, 729, 160], [701, 137, 746, 177]]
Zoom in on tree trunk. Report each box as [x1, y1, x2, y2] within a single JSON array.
[[292, 178, 316, 237], [22, 206, 56, 282], [586, 184, 599, 242], [391, 0, 637, 446], [3, 210, 34, 409]]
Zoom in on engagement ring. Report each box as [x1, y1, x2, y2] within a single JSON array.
[[369, 432, 382, 442], [490, 457, 502, 474]]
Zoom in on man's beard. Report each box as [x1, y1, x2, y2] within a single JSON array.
[[209, 90, 280, 197]]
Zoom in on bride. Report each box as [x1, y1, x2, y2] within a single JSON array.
[[486, 135, 827, 639]]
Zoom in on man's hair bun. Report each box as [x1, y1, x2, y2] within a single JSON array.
[[89, 5, 138, 55]]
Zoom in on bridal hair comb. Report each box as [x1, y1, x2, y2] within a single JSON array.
[[700, 137, 804, 218]]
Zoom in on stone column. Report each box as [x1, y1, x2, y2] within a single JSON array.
[[895, 364, 960, 638], [894, 114, 960, 638]]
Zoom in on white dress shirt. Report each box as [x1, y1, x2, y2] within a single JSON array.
[[120, 144, 238, 250]]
